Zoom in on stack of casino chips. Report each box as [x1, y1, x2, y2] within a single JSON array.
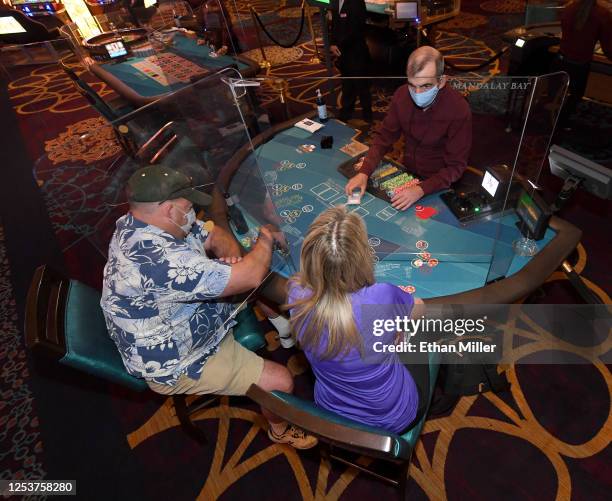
[[371, 164, 420, 198]]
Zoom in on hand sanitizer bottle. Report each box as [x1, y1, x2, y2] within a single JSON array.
[[316, 88, 328, 123]]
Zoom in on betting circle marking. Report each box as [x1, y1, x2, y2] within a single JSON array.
[[368, 237, 381, 247], [302, 205, 313, 212], [292, 183, 303, 190], [296, 162, 306, 169], [416, 240, 429, 250]]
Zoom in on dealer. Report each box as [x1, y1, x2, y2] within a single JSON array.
[[345, 46, 472, 210]]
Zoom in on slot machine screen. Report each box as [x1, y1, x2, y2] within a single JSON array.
[[515, 189, 551, 240], [105, 40, 128, 59], [396, 1, 420, 20], [0, 16, 27, 34], [482, 170, 500, 198]]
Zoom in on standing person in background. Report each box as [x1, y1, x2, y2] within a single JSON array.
[[554, 0, 612, 125], [330, 0, 373, 123]]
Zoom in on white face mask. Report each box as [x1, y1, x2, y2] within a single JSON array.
[[170, 205, 196, 234]]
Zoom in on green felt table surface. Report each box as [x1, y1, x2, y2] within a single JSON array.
[[229, 120, 556, 299], [100, 34, 251, 98]]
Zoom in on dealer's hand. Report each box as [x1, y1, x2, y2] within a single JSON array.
[[330, 45, 341, 57], [345, 172, 368, 196], [391, 185, 425, 211]]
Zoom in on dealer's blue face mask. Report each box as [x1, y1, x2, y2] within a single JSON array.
[[409, 84, 440, 108]]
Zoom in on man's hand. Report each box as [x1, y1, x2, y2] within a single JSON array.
[[259, 224, 288, 252], [391, 185, 424, 211], [218, 256, 243, 265], [205, 225, 242, 258], [345, 172, 368, 196], [330, 45, 341, 57]]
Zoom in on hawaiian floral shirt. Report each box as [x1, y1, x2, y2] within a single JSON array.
[[101, 214, 236, 385]]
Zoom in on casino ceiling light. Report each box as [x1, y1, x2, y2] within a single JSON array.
[[63, 0, 101, 40]]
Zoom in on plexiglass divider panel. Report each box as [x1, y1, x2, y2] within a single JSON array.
[[484, 72, 568, 284], [23, 68, 566, 300], [63, 68, 297, 279]]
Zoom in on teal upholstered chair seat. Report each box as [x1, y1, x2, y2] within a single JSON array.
[[25, 265, 267, 445], [267, 391, 413, 460], [232, 306, 267, 352], [248, 355, 440, 495], [61, 282, 265, 390], [62, 280, 149, 392]]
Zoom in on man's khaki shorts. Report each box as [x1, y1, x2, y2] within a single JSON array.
[[147, 331, 264, 396]]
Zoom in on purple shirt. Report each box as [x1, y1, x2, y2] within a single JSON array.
[[288, 282, 418, 433]]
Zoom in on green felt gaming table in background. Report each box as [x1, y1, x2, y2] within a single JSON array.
[[225, 118, 581, 303], [90, 33, 259, 107]]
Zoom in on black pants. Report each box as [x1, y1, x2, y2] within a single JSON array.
[[338, 42, 372, 120], [551, 53, 590, 123]]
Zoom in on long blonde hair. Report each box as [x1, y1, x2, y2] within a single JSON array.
[[284, 206, 375, 360]]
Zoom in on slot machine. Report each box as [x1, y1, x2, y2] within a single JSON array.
[[85, 0, 122, 17], [9, 0, 67, 28]]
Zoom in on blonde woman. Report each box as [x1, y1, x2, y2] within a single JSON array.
[[285, 206, 429, 433]]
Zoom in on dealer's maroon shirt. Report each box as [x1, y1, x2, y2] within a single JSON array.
[[361, 84, 472, 195]]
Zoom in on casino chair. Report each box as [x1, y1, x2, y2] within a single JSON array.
[[59, 57, 134, 122], [25, 264, 267, 445], [247, 359, 440, 499], [58, 56, 142, 156]]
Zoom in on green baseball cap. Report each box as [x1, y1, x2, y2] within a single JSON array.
[[127, 165, 212, 206]]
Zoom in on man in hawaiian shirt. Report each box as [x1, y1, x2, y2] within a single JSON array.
[[101, 165, 316, 449]]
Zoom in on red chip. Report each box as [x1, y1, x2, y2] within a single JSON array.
[[415, 205, 424, 212], [419, 252, 431, 260], [428, 258, 439, 267], [399, 285, 416, 294]]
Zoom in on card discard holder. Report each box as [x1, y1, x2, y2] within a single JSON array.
[[340, 140, 369, 157]]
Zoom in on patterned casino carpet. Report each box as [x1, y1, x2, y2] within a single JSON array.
[[1, 1, 611, 500]]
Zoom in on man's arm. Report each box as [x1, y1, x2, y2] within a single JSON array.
[[360, 91, 404, 176], [218, 226, 275, 297], [419, 107, 472, 195]]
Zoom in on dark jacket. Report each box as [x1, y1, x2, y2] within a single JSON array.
[[330, 0, 367, 49]]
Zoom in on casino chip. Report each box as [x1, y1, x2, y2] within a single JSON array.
[[416, 240, 429, 250], [399, 285, 416, 294], [411, 258, 424, 268], [428, 258, 439, 267], [419, 251, 431, 260]]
